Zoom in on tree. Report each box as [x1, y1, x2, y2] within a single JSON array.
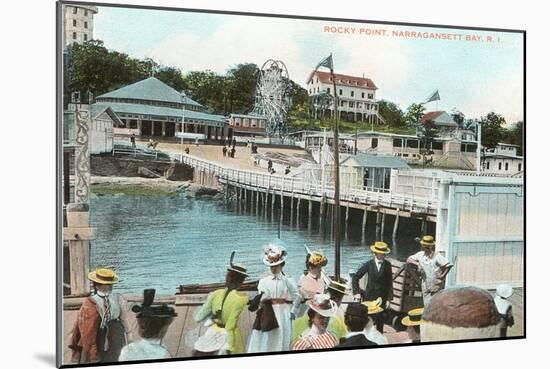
[[378, 100, 405, 127], [155, 66, 187, 93], [450, 109, 465, 128], [226, 63, 260, 114], [182, 70, 228, 113], [416, 118, 440, 166], [479, 112, 506, 150], [405, 103, 426, 126], [503, 120, 524, 155], [288, 80, 308, 119]]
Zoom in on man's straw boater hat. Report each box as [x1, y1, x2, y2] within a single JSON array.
[[402, 307, 426, 326], [306, 293, 338, 317], [362, 297, 384, 315], [496, 284, 513, 299], [420, 235, 436, 248], [328, 279, 348, 296], [370, 241, 391, 254], [227, 251, 248, 277], [88, 268, 119, 285], [307, 250, 328, 267], [263, 243, 287, 266]]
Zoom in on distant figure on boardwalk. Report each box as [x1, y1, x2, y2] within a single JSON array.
[[222, 146, 227, 157], [334, 303, 377, 348], [119, 289, 177, 361], [247, 243, 298, 353], [194, 252, 249, 354], [406, 235, 452, 306], [267, 159, 273, 173], [195, 138, 199, 147], [292, 294, 339, 350], [147, 139, 158, 149], [494, 284, 514, 337], [401, 308, 425, 343], [293, 250, 328, 318], [352, 241, 393, 333], [69, 268, 132, 364], [130, 134, 136, 148], [230, 147, 236, 158], [285, 165, 291, 175]]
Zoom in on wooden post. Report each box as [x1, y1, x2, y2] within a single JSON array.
[[319, 196, 325, 231], [264, 190, 269, 218], [345, 203, 350, 240], [421, 219, 428, 235], [280, 188, 284, 224], [271, 189, 276, 220], [65, 203, 93, 296], [376, 212, 383, 241], [308, 199, 313, 231], [362, 207, 368, 243], [393, 209, 400, 240], [256, 189, 260, 216], [381, 213, 386, 242], [296, 197, 301, 228], [290, 192, 294, 227]]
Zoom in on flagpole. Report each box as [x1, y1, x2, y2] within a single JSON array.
[[329, 55, 341, 282]]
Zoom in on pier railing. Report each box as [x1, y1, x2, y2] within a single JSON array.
[[180, 154, 439, 214]]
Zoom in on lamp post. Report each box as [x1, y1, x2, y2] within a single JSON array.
[[180, 91, 186, 162], [476, 121, 482, 174]]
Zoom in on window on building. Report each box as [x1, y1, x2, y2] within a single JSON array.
[[498, 162, 502, 170], [339, 89, 343, 96], [351, 91, 354, 97], [371, 138, 378, 148], [486, 162, 490, 169], [505, 162, 509, 171], [518, 163, 522, 171], [327, 88, 330, 94], [73, 20, 77, 27], [368, 93, 374, 99], [362, 92, 365, 98], [72, 32, 77, 40], [243, 118, 250, 127], [432, 141, 443, 150], [84, 21, 88, 29], [349, 102, 355, 108], [393, 138, 403, 147], [406, 139, 419, 148], [317, 87, 319, 93], [84, 34, 87, 41], [85, 9, 88, 16], [72, 7, 77, 14]]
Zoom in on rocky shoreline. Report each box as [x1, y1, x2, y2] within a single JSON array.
[[90, 176, 222, 199]]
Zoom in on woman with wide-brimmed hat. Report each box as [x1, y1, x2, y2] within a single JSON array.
[[69, 268, 132, 364], [194, 251, 249, 354], [351, 241, 394, 333], [119, 288, 177, 361], [292, 250, 329, 318], [406, 235, 452, 306], [247, 241, 298, 353], [291, 294, 339, 350]]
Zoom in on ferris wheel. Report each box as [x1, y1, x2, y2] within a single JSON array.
[[252, 59, 292, 137]]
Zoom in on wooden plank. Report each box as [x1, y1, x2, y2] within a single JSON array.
[[161, 305, 188, 358], [64, 227, 95, 241], [176, 305, 202, 358]]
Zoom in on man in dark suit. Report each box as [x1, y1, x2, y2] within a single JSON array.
[[351, 241, 394, 333], [335, 303, 377, 348]]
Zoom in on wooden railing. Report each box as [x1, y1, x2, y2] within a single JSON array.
[[179, 154, 439, 214]]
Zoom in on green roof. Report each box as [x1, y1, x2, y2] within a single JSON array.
[[91, 102, 226, 126], [96, 77, 203, 107], [341, 153, 410, 169]]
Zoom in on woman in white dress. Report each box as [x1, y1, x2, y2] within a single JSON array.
[[247, 243, 298, 353], [292, 251, 328, 318]]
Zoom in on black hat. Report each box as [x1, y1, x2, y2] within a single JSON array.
[[132, 289, 177, 319], [227, 251, 248, 277]]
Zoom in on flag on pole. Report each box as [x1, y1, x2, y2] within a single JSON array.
[[424, 90, 440, 104], [315, 54, 333, 72]]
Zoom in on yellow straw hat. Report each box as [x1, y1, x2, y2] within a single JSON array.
[[88, 268, 119, 285], [370, 241, 391, 254], [401, 308, 426, 326], [362, 297, 384, 314], [420, 235, 436, 248]]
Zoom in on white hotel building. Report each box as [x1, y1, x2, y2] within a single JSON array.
[[306, 70, 385, 124], [63, 4, 98, 46]]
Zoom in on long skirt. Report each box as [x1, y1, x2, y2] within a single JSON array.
[[247, 304, 292, 353], [99, 320, 126, 363]]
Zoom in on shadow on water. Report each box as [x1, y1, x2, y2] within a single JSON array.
[[89, 193, 427, 294]]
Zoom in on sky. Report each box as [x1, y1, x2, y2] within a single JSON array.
[[93, 6, 524, 124]]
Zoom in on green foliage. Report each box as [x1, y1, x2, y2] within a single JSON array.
[[226, 63, 260, 114], [480, 112, 506, 150], [405, 103, 426, 126], [502, 120, 524, 155], [183, 70, 228, 113], [155, 66, 187, 93], [288, 80, 309, 119], [378, 100, 405, 127]]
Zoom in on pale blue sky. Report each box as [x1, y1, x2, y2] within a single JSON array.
[[94, 6, 524, 123]]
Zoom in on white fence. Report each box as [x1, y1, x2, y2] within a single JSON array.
[[180, 154, 439, 214]]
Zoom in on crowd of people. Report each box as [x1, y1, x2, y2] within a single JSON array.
[[68, 235, 516, 363]]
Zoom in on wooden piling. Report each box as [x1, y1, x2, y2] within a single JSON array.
[[256, 189, 260, 216], [308, 200, 313, 231], [319, 196, 325, 231], [264, 190, 269, 218], [271, 189, 276, 220], [290, 192, 294, 227], [362, 208, 368, 243], [345, 203, 350, 240], [65, 203, 93, 296], [421, 219, 428, 235], [375, 212, 382, 240], [296, 197, 301, 228], [381, 213, 386, 242], [392, 209, 400, 240]]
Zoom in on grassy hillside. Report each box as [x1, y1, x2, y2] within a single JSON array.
[[289, 117, 417, 135]]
